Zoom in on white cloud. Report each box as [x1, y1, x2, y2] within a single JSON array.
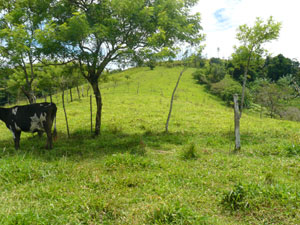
[[193, 0, 300, 61]]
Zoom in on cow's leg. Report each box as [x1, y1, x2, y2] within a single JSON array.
[[38, 131, 43, 137], [43, 122, 53, 149], [14, 131, 21, 150]]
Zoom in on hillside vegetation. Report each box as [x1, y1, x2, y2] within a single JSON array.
[[0, 67, 299, 224]]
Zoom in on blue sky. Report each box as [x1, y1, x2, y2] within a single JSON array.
[[193, 0, 300, 61]]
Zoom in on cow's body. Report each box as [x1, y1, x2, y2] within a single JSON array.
[[0, 102, 57, 149]]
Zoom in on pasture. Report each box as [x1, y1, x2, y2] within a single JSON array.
[[0, 66, 299, 224]]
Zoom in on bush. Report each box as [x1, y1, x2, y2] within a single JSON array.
[[180, 143, 198, 160], [193, 63, 226, 85], [210, 75, 252, 107], [146, 202, 200, 224], [221, 183, 249, 211], [147, 60, 156, 70], [206, 63, 226, 83], [193, 70, 208, 84], [278, 107, 300, 122], [285, 144, 300, 157]]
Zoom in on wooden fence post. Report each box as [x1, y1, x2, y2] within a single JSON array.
[[90, 95, 93, 134], [165, 68, 186, 132], [233, 94, 241, 151], [62, 90, 70, 138]]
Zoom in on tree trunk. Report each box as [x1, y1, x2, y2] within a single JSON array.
[[21, 87, 36, 104], [76, 86, 81, 99], [69, 88, 73, 102], [62, 90, 70, 138], [91, 82, 102, 135], [50, 91, 53, 103], [90, 95, 93, 134], [233, 94, 241, 151]]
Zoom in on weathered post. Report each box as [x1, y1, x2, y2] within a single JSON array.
[[233, 94, 241, 151], [62, 90, 70, 138], [90, 95, 93, 134], [165, 68, 186, 132]]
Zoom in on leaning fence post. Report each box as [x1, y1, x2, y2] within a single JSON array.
[[62, 90, 70, 138], [90, 95, 93, 134], [233, 94, 241, 151]]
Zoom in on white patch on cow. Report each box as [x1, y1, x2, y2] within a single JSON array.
[[12, 107, 18, 115], [40, 112, 47, 122], [14, 122, 21, 131], [40, 104, 43, 106], [29, 113, 46, 132], [9, 125, 15, 139]]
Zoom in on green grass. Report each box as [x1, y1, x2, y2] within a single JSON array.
[[0, 66, 299, 224]]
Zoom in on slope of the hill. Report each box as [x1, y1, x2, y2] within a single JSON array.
[[0, 66, 299, 224]]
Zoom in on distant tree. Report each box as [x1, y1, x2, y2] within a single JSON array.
[[193, 57, 226, 84], [0, 0, 52, 103], [230, 46, 265, 82], [233, 16, 281, 151], [38, 0, 204, 135], [264, 54, 299, 81], [206, 63, 226, 83], [254, 82, 292, 118], [209, 57, 223, 65], [0, 67, 14, 105]]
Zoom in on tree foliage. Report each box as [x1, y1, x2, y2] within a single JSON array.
[[0, 0, 53, 103], [264, 54, 299, 81], [235, 16, 281, 114], [37, 0, 204, 135]]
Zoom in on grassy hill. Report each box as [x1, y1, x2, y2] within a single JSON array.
[[0, 66, 299, 224]]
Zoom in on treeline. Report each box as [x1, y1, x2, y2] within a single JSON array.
[[193, 53, 300, 121], [0, 63, 85, 106]]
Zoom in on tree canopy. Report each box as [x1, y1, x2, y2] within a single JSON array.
[[37, 0, 204, 134], [235, 16, 281, 114]]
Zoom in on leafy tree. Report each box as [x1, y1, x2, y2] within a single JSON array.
[[0, 66, 14, 105], [230, 46, 265, 82], [0, 0, 52, 103], [38, 0, 203, 135], [206, 61, 226, 83], [233, 16, 281, 151], [264, 54, 299, 81], [254, 82, 292, 118]]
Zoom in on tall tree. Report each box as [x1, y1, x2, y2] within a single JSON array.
[[233, 17, 281, 151], [39, 0, 203, 135], [0, 0, 52, 103]]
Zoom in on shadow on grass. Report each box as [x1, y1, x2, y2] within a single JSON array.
[[0, 128, 191, 161], [0, 126, 288, 161]]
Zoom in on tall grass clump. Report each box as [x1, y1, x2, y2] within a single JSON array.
[[180, 143, 198, 160], [146, 202, 205, 225], [221, 183, 249, 211]]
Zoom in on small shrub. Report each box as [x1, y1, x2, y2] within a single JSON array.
[[100, 73, 109, 83], [130, 139, 147, 156], [146, 202, 199, 224], [278, 107, 300, 122], [286, 144, 300, 157], [180, 143, 198, 160], [265, 173, 275, 184], [193, 70, 208, 84], [210, 75, 252, 107], [206, 63, 226, 83], [147, 60, 156, 70], [221, 183, 249, 211]]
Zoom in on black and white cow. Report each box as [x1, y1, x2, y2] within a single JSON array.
[[0, 102, 57, 149]]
